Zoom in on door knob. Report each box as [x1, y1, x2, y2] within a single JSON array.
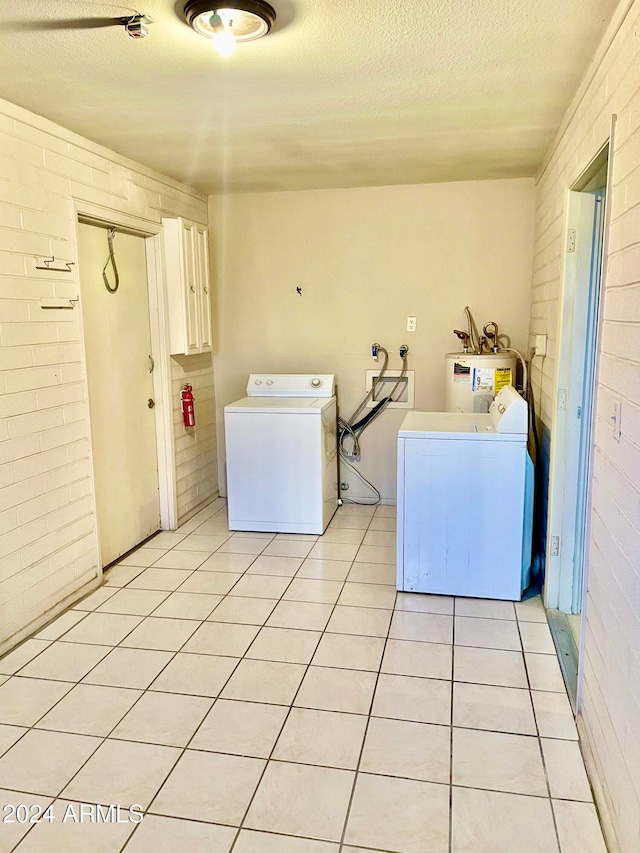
[[148, 398, 155, 409]]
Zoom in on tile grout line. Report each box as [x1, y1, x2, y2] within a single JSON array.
[[6, 596, 229, 850], [0, 773, 591, 812], [336, 508, 396, 853], [1, 506, 239, 852], [124, 510, 368, 850], [449, 595, 457, 853], [0, 499, 224, 849], [4, 503, 588, 852], [119, 511, 282, 850], [224, 520, 361, 852], [172, 504, 379, 850], [516, 606, 563, 853]]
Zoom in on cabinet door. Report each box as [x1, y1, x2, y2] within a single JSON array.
[[181, 221, 200, 354], [195, 225, 212, 351]]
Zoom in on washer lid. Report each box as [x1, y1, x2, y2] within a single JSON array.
[[246, 374, 334, 397], [398, 411, 525, 441], [225, 396, 335, 415]]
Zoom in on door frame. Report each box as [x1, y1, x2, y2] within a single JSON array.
[[545, 188, 600, 613], [543, 120, 616, 711], [575, 124, 616, 712], [74, 203, 178, 573]]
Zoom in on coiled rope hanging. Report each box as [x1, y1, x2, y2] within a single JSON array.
[[102, 227, 120, 293]]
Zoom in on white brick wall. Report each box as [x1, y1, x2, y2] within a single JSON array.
[[171, 354, 218, 519], [530, 4, 640, 851], [0, 98, 217, 652]]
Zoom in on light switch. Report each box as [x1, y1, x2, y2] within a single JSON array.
[[535, 334, 547, 356]]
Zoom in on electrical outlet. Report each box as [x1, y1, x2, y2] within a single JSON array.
[[407, 316, 416, 332]]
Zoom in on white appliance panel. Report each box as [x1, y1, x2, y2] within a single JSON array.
[[399, 437, 526, 599], [322, 404, 339, 529], [224, 397, 338, 534], [247, 373, 334, 397]]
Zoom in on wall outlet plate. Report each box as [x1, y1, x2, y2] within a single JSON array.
[[535, 334, 547, 356]]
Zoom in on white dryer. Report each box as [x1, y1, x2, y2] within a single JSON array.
[[397, 385, 534, 600], [224, 374, 338, 534]]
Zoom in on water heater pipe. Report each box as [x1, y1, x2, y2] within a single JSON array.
[[501, 347, 528, 400]]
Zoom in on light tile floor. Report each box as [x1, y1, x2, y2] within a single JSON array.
[[0, 499, 608, 853]]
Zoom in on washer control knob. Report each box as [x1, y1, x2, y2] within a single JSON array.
[[310, 378, 322, 388], [266, 380, 274, 386], [255, 380, 262, 386]]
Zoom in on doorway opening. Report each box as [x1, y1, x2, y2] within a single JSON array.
[[544, 142, 611, 709], [77, 213, 177, 570]]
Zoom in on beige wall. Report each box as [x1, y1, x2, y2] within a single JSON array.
[[210, 178, 535, 501], [0, 98, 217, 652], [528, 2, 640, 850]]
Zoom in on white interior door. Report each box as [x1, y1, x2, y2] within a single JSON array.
[[78, 222, 160, 567]]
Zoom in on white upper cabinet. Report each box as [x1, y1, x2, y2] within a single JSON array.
[[162, 217, 212, 355]]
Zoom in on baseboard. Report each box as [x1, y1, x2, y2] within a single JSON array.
[[577, 714, 622, 853], [0, 573, 101, 658], [547, 608, 579, 708], [175, 490, 221, 527]]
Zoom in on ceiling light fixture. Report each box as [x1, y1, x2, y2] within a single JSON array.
[[183, 1, 276, 55]]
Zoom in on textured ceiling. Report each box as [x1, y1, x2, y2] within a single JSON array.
[[0, 0, 619, 193]]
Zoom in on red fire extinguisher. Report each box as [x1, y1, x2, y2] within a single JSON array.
[[181, 384, 195, 428]]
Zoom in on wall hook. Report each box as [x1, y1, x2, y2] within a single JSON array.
[[35, 256, 76, 273], [296, 287, 302, 296], [40, 296, 79, 310]]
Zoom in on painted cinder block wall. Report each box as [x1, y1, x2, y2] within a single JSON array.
[[528, 2, 640, 850], [0, 98, 217, 654], [209, 178, 535, 502]]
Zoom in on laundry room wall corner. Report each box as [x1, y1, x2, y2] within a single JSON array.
[[207, 196, 227, 496], [207, 180, 535, 499], [0, 97, 217, 654], [526, 2, 640, 850], [171, 353, 218, 519]]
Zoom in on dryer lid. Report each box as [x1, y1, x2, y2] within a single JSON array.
[[225, 396, 335, 415]]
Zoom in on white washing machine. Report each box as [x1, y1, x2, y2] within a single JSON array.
[[397, 385, 533, 600], [224, 374, 338, 534]]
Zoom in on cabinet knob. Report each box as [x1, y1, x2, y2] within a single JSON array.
[[190, 285, 196, 293], [203, 286, 208, 294]]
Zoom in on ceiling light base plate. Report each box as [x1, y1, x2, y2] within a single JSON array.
[[183, 1, 276, 42]]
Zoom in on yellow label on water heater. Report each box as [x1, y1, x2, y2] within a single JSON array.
[[495, 366, 512, 393]]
